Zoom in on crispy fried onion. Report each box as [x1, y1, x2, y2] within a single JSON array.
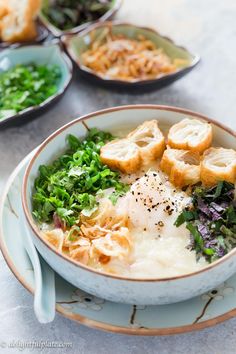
[[81, 27, 189, 82], [43, 199, 131, 266]]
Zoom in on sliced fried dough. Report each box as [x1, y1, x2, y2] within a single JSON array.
[[160, 148, 201, 187], [168, 118, 212, 153], [1, 18, 38, 42], [127, 120, 165, 162], [100, 138, 141, 173], [0, 1, 9, 36], [201, 147, 236, 186], [0, 4, 9, 19], [1, 0, 41, 43]]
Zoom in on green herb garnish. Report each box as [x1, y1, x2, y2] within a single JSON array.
[[0, 64, 61, 119], [175, 181, 236, 263], [32, 128, 129, 227], [109, 187, 130, 205]]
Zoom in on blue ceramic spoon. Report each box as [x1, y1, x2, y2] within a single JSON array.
[[20, 210, 55, 323]]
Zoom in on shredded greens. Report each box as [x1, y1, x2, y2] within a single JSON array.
[[32, 128, 129, 227], [175, 181, 236, 263], [0, 64, 61, 120]]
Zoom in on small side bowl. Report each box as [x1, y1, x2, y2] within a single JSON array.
[[22, 105, 236, 305], [62, 21, 200, 91], [39, 0, 122, 37], [0, 43, 73, 127], [0, 23, 49, 50]]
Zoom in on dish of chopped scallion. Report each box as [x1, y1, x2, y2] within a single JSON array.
[[0, 63, 61, 120]]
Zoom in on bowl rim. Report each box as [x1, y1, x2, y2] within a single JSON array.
[[39, 0, 123, 37], [22, 104, 236, 282], [0, 42, 73, 127], [61, 21, 200, 85]]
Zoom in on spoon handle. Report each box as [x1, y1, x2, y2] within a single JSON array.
[[21, 211, 55, 323], [35, 255, 55, 323]]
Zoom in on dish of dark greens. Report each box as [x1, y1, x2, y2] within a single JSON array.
[[42, 0, 113, 31], [175, 181, 236, 263], [0, 64, 61, 120]]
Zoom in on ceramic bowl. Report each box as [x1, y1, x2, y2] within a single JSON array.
[[39, 0, 122, 37], [2, 155, 236, 334], [22, 105, 236, 305], [0, 23, 49, 49], [62, 22, 200, 91], [0, 43, 72, 127]]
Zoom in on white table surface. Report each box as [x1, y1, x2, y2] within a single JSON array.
[[1, 0, 236, 353]]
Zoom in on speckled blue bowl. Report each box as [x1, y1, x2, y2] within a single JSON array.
[[22, 105, 236, 305]]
